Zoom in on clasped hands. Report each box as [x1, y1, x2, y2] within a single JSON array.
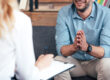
[[74, 30, 88, 52]]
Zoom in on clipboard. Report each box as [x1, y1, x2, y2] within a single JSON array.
[[39, 60, 75, 80]]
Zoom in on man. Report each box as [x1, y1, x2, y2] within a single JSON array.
[[55, 0, 110, 80]]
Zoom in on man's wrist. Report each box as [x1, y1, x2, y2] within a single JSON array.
[[86, 44, 92, 53]]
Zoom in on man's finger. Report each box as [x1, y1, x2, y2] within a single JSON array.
[[77, 31, 83, 38], [76, 34, 82, 39], [77, 38, 82, 43], [76, 43, 81, 48]]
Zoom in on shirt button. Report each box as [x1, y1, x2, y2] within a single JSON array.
[[84, 21, 86, 24], [84, 53, 86, 57]]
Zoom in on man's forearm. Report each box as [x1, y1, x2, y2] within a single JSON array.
[[89, 45, 104, 58], [61, 44, 77, 56]]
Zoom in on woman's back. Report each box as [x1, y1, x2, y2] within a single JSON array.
[[0, 10, 37, 80], [0, 0, 54, 80]]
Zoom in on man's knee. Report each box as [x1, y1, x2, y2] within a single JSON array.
[[96, 58, 110, 80], [54, 56, 76, 63], [55, 56, 67, 62], [97, 58, 110, 70], [54, 70, 72, 80]]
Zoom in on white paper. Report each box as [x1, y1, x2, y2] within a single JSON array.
[[39, 60, 75, 80]]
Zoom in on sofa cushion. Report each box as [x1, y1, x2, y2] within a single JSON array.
[[33, 26, 57, 59]]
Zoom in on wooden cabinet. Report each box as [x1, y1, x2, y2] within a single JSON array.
[[38, 0, 72, 3], [32, 0, 72, 11], [24, 11, 58, 26], [24, 0, 73, 26], [33, 0, 72, 3]]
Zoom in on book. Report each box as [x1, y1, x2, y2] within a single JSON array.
[[39, 60, 75, 80], [95, 0, 108, 6]]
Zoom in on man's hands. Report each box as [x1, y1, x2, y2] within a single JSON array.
[[61, 30, 104, 58], [74, 30, 88, 52], [73, 30, 104, 58], [35, 54, 54, 71]]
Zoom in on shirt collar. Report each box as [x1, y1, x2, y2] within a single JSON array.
[[72, 2, 96, 19]]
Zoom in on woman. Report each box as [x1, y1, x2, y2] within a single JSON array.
[[0, 0, 53, 80]]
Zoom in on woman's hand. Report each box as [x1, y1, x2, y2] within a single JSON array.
[[35, 54, 54, 70]]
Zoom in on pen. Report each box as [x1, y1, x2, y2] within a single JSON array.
[[54, 58, 68, 64]]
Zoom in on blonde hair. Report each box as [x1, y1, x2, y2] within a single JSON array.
[[0, 0, 18, 37]]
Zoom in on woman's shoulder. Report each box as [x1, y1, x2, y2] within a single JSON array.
[[13, 10, 32, 30], [13, 10, 31, 22]]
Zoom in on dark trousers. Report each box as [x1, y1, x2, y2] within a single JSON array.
[[29, 0, 38, 11], [17, 0, 20, 4]]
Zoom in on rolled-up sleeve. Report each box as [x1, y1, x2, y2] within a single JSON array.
[[100, 12, 110, 58], [55, 8, 71, 56]]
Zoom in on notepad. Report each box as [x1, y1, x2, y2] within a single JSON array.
[[39, 60, 75, 80]]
